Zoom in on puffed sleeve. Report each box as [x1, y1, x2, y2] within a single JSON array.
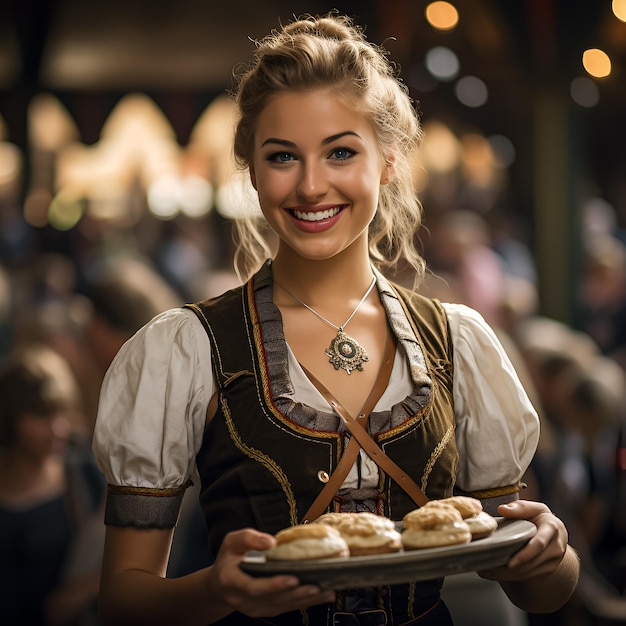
[[443, 303, 539, 497], [92, 307, 213, 528]]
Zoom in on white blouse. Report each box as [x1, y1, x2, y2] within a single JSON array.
[[92, 302, 539, 496]]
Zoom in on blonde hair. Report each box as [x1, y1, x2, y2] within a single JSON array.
[[232, 12, 425, 287]]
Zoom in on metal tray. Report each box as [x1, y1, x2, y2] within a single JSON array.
[[240, 518, 535, 590]]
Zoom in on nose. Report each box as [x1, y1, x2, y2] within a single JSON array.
[[50, 412, 72, 441], [296, 159, 328, 201]]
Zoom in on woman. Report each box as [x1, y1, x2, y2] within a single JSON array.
[[0, 344, 105, 625], [93, 13, 579, 625]]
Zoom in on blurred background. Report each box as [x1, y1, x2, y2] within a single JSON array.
[[0, 1, 625, 625]]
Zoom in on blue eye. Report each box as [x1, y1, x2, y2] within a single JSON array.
[[268, 151, 295, 163], [330, 146, 357, 161]]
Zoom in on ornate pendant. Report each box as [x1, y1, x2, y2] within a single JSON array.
[[324, 330, 369, 375]]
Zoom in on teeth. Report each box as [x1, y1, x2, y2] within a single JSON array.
[[293, 207, 341, 221]]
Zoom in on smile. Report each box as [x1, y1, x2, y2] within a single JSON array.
[[292, 207, 343, 222]]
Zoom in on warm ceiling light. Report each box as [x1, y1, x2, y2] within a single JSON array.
[[421, 120, 461, 174], [28, 93, 79, 152], [613, 0, 626, 22], [425, 2, 459, 31], [582, 48, 612, 78]]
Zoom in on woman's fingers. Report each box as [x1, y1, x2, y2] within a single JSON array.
[[207, 528, 335, 617], [478, 500, 568, 581]]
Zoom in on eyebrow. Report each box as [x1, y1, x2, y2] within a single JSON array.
[[261, 131, 361, 148]]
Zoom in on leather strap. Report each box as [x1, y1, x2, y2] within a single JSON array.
[[301, 335, 395, 523], [301, 335, 429, 522]]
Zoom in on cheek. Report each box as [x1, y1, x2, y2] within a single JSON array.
[[256, 171, 292, 207], [15, 422, 51, 450], [341, 168, 380, 204]]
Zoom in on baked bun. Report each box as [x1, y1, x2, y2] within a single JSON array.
[[401, 504, 471, 549], [424, 496, 497, 540], [265, 523, 350, 561], [314, 512, 402, 556], [463, 510, 498, 540], [425, 496, 482, 518]]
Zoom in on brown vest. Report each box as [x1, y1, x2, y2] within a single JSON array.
[[187, 262, 458, 625]]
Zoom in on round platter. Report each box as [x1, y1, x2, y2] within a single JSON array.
[[240, 518, 536, 590]]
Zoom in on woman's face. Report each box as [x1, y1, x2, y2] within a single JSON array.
[[250, 88, 392, 263], [14, 411, 71, 461]]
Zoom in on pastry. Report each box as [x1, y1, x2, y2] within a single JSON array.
[[314, 511, 402, 556], [462, 510, 499, 540], [424, 496, 497, 540], [265, 523, 350, 560], [401, 504, 471, 549]]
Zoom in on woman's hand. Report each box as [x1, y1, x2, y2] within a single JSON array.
[[478, 500, 579, 613], [478, 500, 568, 582], [206, 528, 336, 619]]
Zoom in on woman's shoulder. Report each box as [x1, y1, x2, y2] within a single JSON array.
[[440, 302, 497, 342], [116, 307, 209, 361]]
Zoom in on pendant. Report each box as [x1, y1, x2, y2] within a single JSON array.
[[324, 330, 369, 375]]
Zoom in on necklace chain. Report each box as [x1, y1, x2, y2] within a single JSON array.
[[276, 275, 376, 332]]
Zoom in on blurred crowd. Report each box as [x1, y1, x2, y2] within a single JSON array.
[[417, 202, 626, 625], [1, 192, 626, 625]]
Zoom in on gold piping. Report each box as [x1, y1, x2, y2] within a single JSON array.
[[107, 481, 191, 497], [467, 482, 527, 499], [421, 424, 455, 493]]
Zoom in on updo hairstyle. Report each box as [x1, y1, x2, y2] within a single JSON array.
[[232, 13, 425, 286]]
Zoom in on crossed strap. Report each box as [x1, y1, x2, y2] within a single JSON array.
[[301, 334, 429, 523]]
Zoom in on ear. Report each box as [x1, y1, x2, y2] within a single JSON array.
[[380, 153, 396, 185]]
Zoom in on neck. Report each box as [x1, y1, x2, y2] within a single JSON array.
[[0, 453, 64, 504], [2, 450, 55, 475], [272, 251, 374, 304]]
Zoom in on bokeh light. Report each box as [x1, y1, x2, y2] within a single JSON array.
[[613, 0, 626, 22], [425, 2, 459, 31], [582, 48, 611, 78], [570, 77, 600, 107], [48, 191, 85, 230], [488, 134, 516, 168], [455, 76, 488, 107], [425, 46, 460, 81]]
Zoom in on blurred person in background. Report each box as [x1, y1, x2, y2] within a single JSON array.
[[82, 255, 212, 578], [578, 232, 626, 372], [0, 344, 105, 625], [420, 208, 505, 328], [81, 256, 184, 426], [516, 318, 626, 624]]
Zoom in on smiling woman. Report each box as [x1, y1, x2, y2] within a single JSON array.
[[249, 88, 389, 263], [92, 12, 579, 626]]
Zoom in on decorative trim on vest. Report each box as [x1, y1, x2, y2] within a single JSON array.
[[465, 481, 527, 499], [421, 424, 455, 493], [220, 391, 301, 526]]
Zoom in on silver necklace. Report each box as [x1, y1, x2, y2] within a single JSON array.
[[276, 275, 376, 375]]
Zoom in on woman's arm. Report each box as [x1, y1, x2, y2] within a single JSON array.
[[478, 500, 580, 613], [98, 526, 335, 626]]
